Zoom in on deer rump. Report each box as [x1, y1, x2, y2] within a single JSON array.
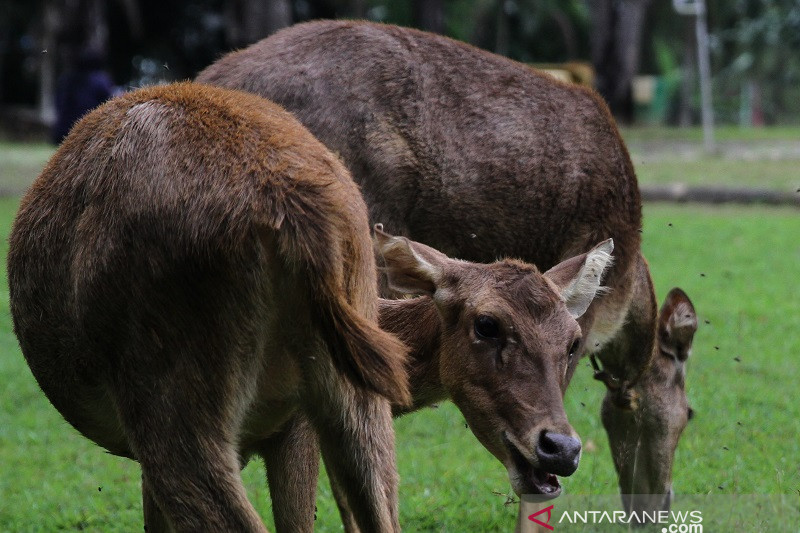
[[7, 82, 408, 532]]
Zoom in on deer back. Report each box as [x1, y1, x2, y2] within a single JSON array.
[[198, 20, 641, 284]]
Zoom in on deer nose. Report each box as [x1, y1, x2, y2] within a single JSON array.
[[536, 431, 581, 476]]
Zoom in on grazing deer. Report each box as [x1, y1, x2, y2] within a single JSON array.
[[198, 20, 699, 521], [7, 82, 412, 533]]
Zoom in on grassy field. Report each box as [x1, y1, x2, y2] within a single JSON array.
[[0, 143, 55, 195], [632, 157, 800, 191], [1, 193, 798, 531], [620, 126, 800, 191], [620, 125, 800, 142]]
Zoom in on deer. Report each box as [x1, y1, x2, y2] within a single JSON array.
[[7, 82, 413, 533], [275, 226, 617, 532], [8, 81, 620, 532], [197, 19, 699, 523]]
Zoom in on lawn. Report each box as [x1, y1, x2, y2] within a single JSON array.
[[1, 194, 798, 531], [620, 125, 800, 142], [632, 157, 800, 191], [0, 143, 55, 196], [620, 126, 800, 191]]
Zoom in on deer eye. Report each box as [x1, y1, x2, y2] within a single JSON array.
[[474, 315, 500, 340], [568, 339, 581, 361]]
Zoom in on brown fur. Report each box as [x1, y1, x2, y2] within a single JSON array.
[[198, 20, 698, 520], [7, 82, 410, 532]]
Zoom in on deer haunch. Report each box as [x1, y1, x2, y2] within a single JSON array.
[[198, 19, 699, 519], [7, 82, 410, 533]]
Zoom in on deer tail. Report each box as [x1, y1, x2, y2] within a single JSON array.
[[264, 214, 411, 407], [318, 289, 411, 407]]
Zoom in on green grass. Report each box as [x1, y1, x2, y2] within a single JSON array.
[[0, 143, 54, 195], [618, 126, 800, 191], [633, 157, 800, 191], [1, 198, 798, 531], [620, 125, 800, 142]]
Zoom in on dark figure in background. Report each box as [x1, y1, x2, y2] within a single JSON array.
[[52, 49, 117, 144], [589, 0, 652, 124]]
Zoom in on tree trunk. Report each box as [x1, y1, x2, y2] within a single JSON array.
[[225, 0, 292, 49], [83, 0, 107, 53], [495, 0, 509, 56], [39, 1, 59, 125], [549, 7, 578, 60], [118, 0, 144, 40], [345, 0, 368, 18], [589, 0, 652, 123], [678, 15, 696, 126], [414, 0, 444, 34]]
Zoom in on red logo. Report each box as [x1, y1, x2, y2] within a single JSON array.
[[528, 504, 555, 530]]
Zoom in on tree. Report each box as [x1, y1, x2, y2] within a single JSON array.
[[414, 0, 444, 34], [468, 0, 589, 63], [224, 0, 292, 49], [37, 0, 110, 124], [711, 0, 800, 124], [588, 0, 652, 123]]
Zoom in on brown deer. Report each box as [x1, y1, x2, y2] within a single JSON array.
[[375, 226, 615, 495], [197, 20, 699, 521], [349, 227, 614, 531], [7, 82, 413, 533], [240, 223, 617, 531]]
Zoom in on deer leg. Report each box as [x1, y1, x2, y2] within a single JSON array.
[[306, 385, 400, 533], [258, 414, 319, 533], [328, 464, 362, 533], [127, 411, 265, 532], [112, 359, 267, 533], [136, 437, 264, 533], [128, 417, 266, 532], [143, 474, 171, 533]]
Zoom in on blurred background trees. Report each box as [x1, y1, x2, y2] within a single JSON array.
[[588, 0, 652, 125], [1, 0, 799, 139]]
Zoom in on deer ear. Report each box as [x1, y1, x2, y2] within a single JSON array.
[[658, 288, 697, 361], [544, 239, 614, 319], [373, 224, 446, 297]]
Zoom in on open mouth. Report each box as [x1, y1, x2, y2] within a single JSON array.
[[503, 434, 561, 498]]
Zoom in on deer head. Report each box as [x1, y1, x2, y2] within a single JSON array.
[[375, 225, 614, 498], [601, 288, 698, 520]]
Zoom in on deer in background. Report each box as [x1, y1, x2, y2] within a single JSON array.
[[198, 19, 699, 523]]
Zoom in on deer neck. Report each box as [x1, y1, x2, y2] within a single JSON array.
[[378, 296, 447, 415]]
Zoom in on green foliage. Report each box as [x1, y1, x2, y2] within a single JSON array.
[[708, 0, 800, 123]]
